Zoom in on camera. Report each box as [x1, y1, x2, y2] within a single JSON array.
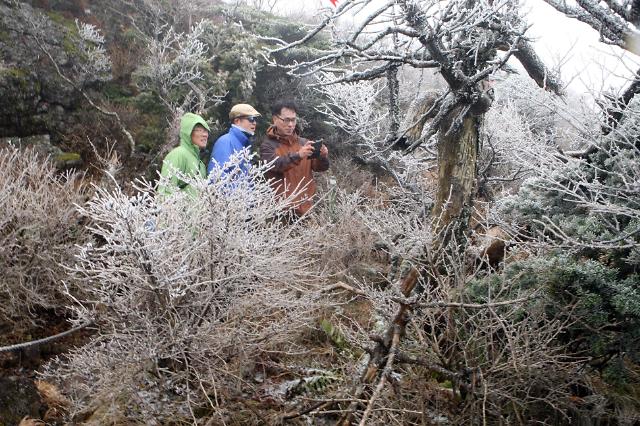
[[308, 140, 323, 159]]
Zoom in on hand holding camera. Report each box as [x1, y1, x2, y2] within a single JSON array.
[[307, 140, 323, 159], [299, 139, 324, 159]]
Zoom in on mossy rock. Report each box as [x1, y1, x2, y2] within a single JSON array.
[[0, 67, 32, 91], [102, 82, 134, 103], [1, 135, 54, 152], [45, 10, 76, 31], [0, 29, 10, 43], [55, 151, 82, 168], [0, 67, 27, 79]]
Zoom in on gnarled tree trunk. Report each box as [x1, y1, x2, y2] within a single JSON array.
[[434, 111, 479, 231]]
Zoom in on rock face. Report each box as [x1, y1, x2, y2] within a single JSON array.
[[0, 0, 86, 141], [0, 376, 45, 425]]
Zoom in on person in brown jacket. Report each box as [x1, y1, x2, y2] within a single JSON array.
[[260, 100, 330, 216]]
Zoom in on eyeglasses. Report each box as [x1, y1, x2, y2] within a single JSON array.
[[275, 115, 297, 124], [193, 127, 209, 134], [240, 116, 259, 123]]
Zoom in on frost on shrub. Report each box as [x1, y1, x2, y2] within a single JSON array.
[[314, 72, 429, 190], [493, 92, 640, 389], [480, 98, 547, 196], [42, 154, 333, 422], [313, 187, 588, 424], [0, 147, 89, 326], [498, 96, 640, 265], [134, 19, 221, 112], [74, 19, 112, 84], [467, 254, 640, 384]]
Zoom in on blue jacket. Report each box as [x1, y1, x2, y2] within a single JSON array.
[[207, 125, 253, 176]]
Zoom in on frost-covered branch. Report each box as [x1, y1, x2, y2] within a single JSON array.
[[0, 147, 89, 325], [265, 0, 561, 157], [313, 72, 429, 190], [544, 0, 640, 55], [74, 19, 111, 84]]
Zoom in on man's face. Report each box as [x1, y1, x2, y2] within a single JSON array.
[[191, 125, 209, 149], [273, 107, 297, 136], [234, 116, 258, 134]]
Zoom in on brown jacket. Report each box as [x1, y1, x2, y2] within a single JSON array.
[[260, 126, 330, 215]]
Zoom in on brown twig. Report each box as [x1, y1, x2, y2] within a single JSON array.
[[338, 265, 420, 425], [391, 293, 539, 309], [282, 401, 331, 421], [358, 325, 401, 425], [322, 281, 370, 297]]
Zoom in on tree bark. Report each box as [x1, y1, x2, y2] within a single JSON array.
[[433, 110, 479, 230]]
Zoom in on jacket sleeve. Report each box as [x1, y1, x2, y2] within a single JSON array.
[[208, 137, 233, 174], [312, 155, 330, 172], [260, 138, 301, 173], [158, 150, 186, 195]]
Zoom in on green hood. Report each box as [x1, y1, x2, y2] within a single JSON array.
[[158, 113, 210, 197], [179, 112, 210, 155]]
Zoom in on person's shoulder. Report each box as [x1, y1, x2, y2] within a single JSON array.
[[260, 136, 278, 152], [213, 132, 233, 152], [262, 130, 277, 140], [164, 145, 184, 159], [166, 145, 193, 162], [214, 131, 235, 146], [161, 147, 185, 172], [216, 130, 233, 141], [262, 134, 279, 145]]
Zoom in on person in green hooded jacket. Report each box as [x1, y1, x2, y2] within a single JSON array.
[[158, 112, 210, 196]]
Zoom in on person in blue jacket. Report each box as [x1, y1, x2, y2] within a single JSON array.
[[207, 103, 261, 179]]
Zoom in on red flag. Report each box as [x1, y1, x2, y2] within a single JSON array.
[[329, 0, 338, 6]]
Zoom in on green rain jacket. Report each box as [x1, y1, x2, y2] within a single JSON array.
[[158, 113, 210, 197]]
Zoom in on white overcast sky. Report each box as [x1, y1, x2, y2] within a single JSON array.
[[260, 0, 639, 97]]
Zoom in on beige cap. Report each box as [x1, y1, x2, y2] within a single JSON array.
[[229, 104, 261, 120]]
